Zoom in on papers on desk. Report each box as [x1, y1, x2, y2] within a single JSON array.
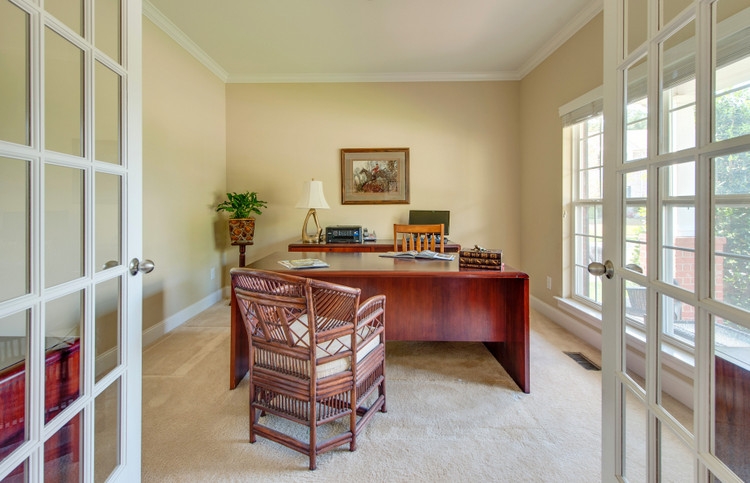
[[379, 250, 455, 261], [278, 258, 330, 269]]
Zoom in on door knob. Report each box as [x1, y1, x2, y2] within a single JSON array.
[[588, 260, 614, 279], [129, 258, 155, 275]]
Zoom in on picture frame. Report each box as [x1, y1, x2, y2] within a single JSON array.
[[340, 148, 410, 205]]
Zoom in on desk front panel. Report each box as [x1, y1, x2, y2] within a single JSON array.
[[235, 251, 530, 392]]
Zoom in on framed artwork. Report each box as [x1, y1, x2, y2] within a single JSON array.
[[340, 148, 410, 204]]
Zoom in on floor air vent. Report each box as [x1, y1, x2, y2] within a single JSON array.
[[564, 352, 601, 371]]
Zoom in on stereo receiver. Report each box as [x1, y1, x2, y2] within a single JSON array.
[[325, 225, 363, 243]]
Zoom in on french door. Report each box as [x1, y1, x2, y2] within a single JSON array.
[[0, 0, 143, 481], [601, 0, 750, 481]]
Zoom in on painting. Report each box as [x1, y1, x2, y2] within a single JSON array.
[[340, 148, 410, 204]]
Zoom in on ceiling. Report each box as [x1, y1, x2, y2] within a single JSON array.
[[144, 0, 602, 83]]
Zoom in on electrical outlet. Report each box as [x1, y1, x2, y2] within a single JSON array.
[[210, 267, 216, 280], [546, 276, 552, 290]]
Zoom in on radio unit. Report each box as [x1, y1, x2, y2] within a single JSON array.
[[325, 225, 363, 243]]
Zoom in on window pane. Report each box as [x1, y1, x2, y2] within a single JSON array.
[[574, 204, 603, 304], [45, 164, 84, 287], [626, 56, 648, 162], [95, 172, 121, 271], [660, 162, 696, 291], [662, 0, 692, 28], [626, 0, 648, 55], [0, 0, 30, 146], [95, 61, 121, 164], [623, 386, 647, 480], [660, 421, 694, 481], [660, 20, 696, 154], [624, 279, 648, 390], [44, 413, 80, 481], [44, 291, 82, 424], [95, 277, 120, 382], [713, 315, 750, 482], [713, 151, 750, 313], [45, 28, 84, 157], [625, 170, 648, 275], [0, 157, 30, 302], [95, 380, 121, 482], [46, 0, 83, 37], [0, 310, 30, 460], [714, 0, 750, 142], [95, 0, 121, 63]]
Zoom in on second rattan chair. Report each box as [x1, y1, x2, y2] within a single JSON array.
[[230, 268, 387, 470]]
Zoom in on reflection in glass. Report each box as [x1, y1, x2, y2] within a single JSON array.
[[713, 315, 750, 481], [626, 0, 647, 55], [0, 157, 30, 303], [45, 27, 84, 156], [625, 170, 648, 275], [45, 164, 84, 288], [626, 56, 648, 162], [713, 152, 750, 313], [660, 162, 695, 292], [714, 1, 750, 142], [46, 0, 83, 36], [95, 61, 121, 164], [659, 294, 695, 431], [0, 0, 30, 145], [623, 386, 647, 481], [0, 310, 29, 461], [44, 291, 82, 423], [95, 380, 121, 482], [660, 20, 696, 154], [95, 172, 121, 271], [95, 277, 120, 382], [44, 413, 80, 482], [95, 0, 121, 63]]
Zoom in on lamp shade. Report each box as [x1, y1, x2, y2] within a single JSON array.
[[295, 180, 330, 209]]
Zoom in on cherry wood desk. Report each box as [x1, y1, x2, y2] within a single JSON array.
[[230, 251, 529, 393], [288, 239, 461, 253]]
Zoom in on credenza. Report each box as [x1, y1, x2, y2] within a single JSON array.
[[288, 239, 461, 253]]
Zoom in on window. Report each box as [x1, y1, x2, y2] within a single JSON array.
[[562, 90, 604, 309]]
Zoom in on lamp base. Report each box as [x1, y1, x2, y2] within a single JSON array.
[[301, 208, 322, 243]]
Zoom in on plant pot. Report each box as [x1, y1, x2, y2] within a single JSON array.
[[228, 218, 256, 245]]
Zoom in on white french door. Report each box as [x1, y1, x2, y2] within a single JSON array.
[[601, 0, 750, 481], [0, 0, 143, 481]]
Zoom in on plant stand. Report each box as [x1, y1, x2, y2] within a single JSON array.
[[236, 242, 253, 267]]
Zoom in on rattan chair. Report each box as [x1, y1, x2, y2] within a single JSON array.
[[230, 268, 386, 470], [393, 223, 445, 253]]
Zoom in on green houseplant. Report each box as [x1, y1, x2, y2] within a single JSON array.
[[216, 191, 268, 245]]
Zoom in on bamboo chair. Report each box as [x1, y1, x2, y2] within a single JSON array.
[[393, 223, 445, 253], [230, 268, 387, 470]]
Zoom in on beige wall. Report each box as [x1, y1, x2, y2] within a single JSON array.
[[142, 19, 227, 331], [225, 82, 522, 272], [519, 13, 603, 306]]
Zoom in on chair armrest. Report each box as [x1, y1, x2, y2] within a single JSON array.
[[357, 295, 386, 332]]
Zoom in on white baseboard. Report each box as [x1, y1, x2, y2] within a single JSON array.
[[530, 295, 694, 410], [142, 290, 223, 347]]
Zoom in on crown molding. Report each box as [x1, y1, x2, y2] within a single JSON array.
[[226, 71, 522, 84], [517, 0, 603, 79], [143, 0, 229, 82]]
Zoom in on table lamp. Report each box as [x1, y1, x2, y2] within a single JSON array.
[[295, 179, 330, 243]]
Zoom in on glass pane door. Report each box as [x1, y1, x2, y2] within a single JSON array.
[[603, 0, 750, 481], [0, 0, 142, 480]]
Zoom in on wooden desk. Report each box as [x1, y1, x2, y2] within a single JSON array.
[[230, 251, 529, 393], [288, 239, 461, 253]]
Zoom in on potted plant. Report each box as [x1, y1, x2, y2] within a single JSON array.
[[216, 191, 268, 245]]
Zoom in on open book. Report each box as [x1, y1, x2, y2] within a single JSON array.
[[278, 258, 330, 269], [379, 250, 455, 261]]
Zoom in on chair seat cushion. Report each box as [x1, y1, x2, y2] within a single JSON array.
[[285, 316, 380, 379]]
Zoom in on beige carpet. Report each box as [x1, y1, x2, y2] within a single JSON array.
[[142, 302, 604, 482]]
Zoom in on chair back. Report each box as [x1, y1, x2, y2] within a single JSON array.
[[393, 223, 445, 252]]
